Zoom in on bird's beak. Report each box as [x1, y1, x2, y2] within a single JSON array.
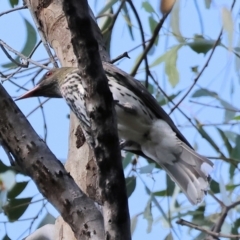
[[15, 85, 41, 101]]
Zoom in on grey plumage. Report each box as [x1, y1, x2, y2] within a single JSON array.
[[17, 62, 214, 205]]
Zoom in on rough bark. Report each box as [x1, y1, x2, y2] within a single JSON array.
[[62, 0, 131, 239], [0, 85, 104, 240], [24, 0, 111, 238]]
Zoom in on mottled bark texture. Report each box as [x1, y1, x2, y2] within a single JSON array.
[[62, 0, 131, 239], [24, 0, 111, 238], [0, 85, 104, 240]]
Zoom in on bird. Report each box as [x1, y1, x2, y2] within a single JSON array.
[[17, 62, 213, 205]]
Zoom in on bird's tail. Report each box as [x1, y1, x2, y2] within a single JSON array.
[[141, 120, 213, 205], [160, 144, 213, 205]]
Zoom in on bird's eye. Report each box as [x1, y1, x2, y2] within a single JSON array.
[[46, 71, 52, 77]]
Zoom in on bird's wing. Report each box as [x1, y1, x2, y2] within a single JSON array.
[[103, 61, 193, 149]]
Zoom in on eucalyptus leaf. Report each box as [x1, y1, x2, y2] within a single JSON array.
[[125, 177, 136, 198]]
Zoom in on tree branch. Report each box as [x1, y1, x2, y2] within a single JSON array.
[[62, 0, 131, 239], [0, 84, 104, 240]]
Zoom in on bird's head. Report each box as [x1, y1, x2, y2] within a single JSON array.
[[16, 68, 73, 100]]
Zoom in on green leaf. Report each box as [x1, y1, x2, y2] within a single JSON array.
[[122, 153, 133, 169], [166, 174, 175, 196], [204, 0, 211, 9], [187, 36, 217, 54], [2, 234, 11, 240], [191, 88, 218, 98], [192, 205, 205, 225], [210, 179, 220, 193], [100, 7, 113, 55], [224, 131, 237, 142], [217, 128, 232, 155], [9, 0, 19, 7], [122, 3, 134, 40], [142, 1, 155, 14], [170, 0, 184, 42], [164, 232, 173, 240], [222, 7, 233, 51], [131, 215, 138, 235], [150, 45, 181, 87], [37, 213, 55, 229], [231, 135, 240, 161], [231, 218, 240, 235], [139, 163, 155, 174], [98, 0, 117, 15], [2, 18, 37, 68], [195, 119, 220, 153], [153, 174, 178, 197], [217, 98, 237, 122], [0, 161, 11, 174], [143, 197, 153, 233], [4, 197, 32, 221], [148, 16, 159, 46], [234, 115, 240, 120], [7, 181, 29, 199], [158, 90, 182, 106], [125, 177, 136, 198]]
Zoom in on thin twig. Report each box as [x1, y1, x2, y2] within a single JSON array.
[[131, 12, 169, 76], [176, 218, 240, 239], [127, 0, 150, 87], [0, 5, 27, 17], [0, 40, 51, 70], [169, 0, 236, 114], [110, 52, 130, 63], [190, 100, 240, 112], [26, 99, 50, 117]]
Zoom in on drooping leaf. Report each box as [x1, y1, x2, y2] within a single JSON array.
[[98, 0, 117, 16], [122, 3, 134, 40], [99, 7, 113, 55], [233, 115, 240, 120], [217, 128, 232, 155], [158, 90, 182, 106], [37, 213, 55, 229], [142, 1, 155, 14], [131, 214, 138, 235], [204, 0, 211, 9], [192, 205, 205, 225], [210, 179, 220, 193], [191, 88, 218, 98], [231, 135, 240, 161], [234, 39, 240, 71], [148, 16, 159, 46], [2, 234, 11, 240], [170, 0, 184, 42], [9, 0, 19, 7], [0, 161, 11, 174], [122, 153, 133, 169], [125, 177, 136, 198], [7, 181, 29, 199], [217, 98, 237, 122], [187, 35, 217, 54], [151, 45, 181, 87], [143, 196, 153, 233], [195, 119, 220, 153], [231, 218, 240, 235], [2, 18, 37, 68], [164, 232, 173, 240], [222, 7, 233, 51], [4, 197, 32, 221], [166, 174, 175, 197], [139, 163, 155, 174]]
